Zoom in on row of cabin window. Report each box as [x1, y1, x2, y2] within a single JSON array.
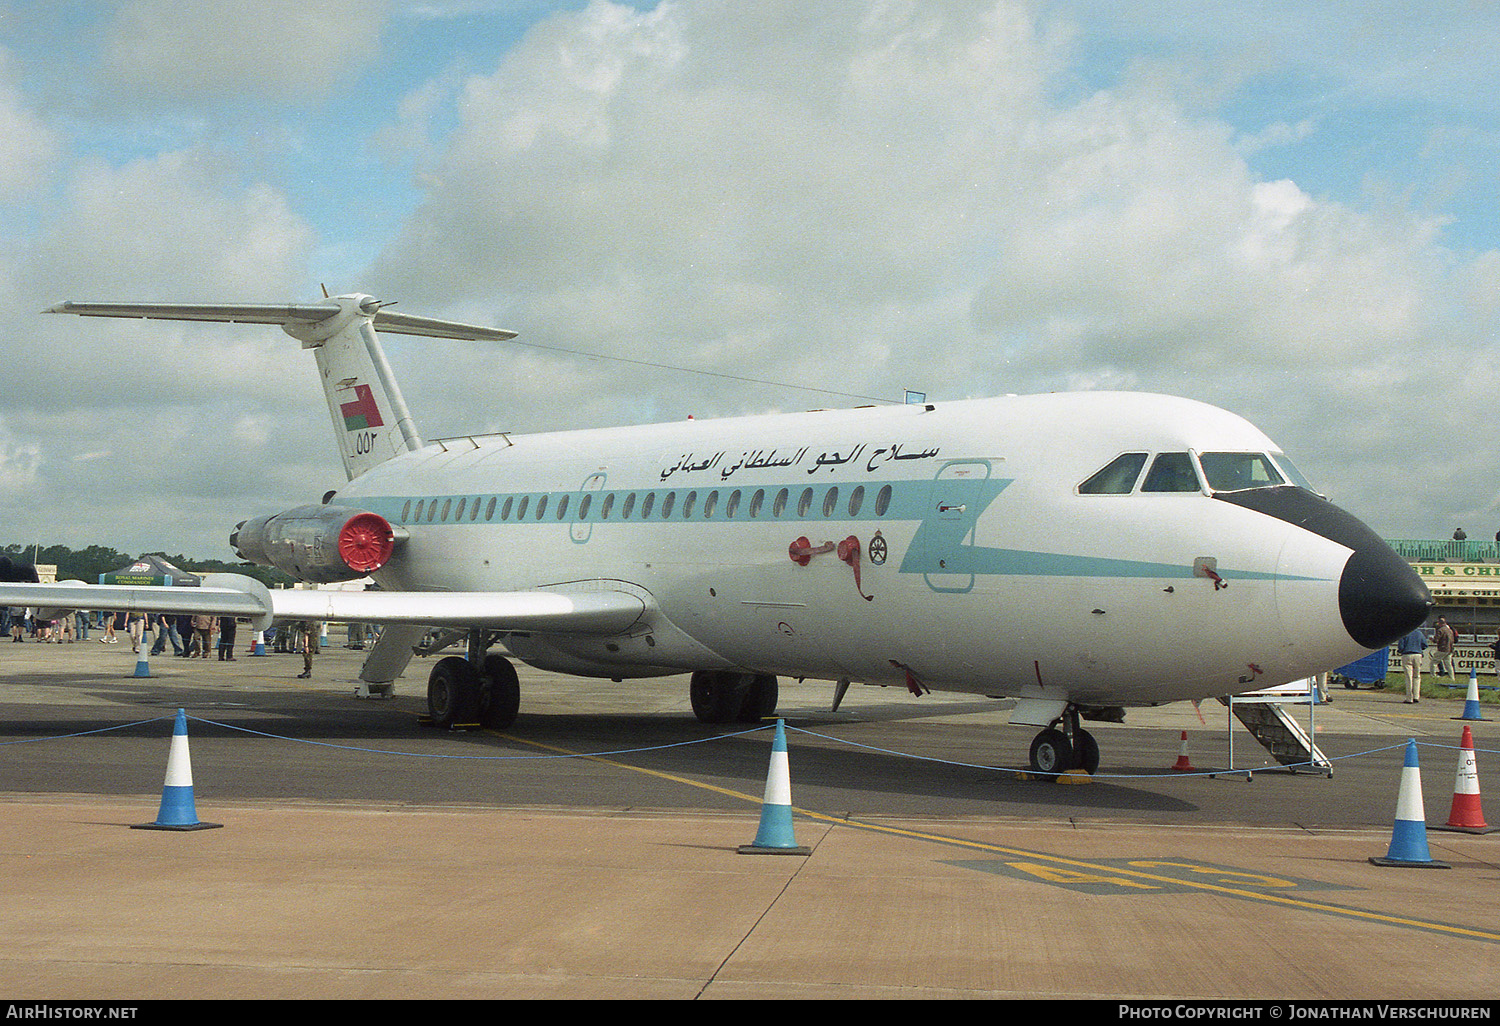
[[399, 484, 896, 525]]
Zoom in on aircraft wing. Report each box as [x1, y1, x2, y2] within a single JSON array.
[[263, 586, 645, 634], [0, 576, 646, 637]]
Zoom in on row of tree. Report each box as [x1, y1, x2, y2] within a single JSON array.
[[0, 543, 294, 588]]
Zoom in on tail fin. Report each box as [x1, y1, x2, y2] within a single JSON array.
[[46, 294, 516, 480]]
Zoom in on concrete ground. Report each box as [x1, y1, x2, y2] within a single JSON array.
[[1, 637, 1497, 1001]]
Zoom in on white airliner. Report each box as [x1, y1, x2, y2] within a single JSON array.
[[3, 294, 1431, 775]]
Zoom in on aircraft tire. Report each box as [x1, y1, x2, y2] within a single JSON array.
[[1028, 728, 1075, 779], [690, 670, 750, 724], [428, 656, 482, 729], [737, 674, 779, 722], [1074, 727, 1100, 775], [480, 654, 520, 729]]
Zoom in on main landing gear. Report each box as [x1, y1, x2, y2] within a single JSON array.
[[425, 630, 520, 730], [1027, 706, 1099, 779], [689, 670, 779, 724]]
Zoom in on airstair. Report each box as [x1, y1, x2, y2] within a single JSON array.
[[1215, 681, 1332, 776]]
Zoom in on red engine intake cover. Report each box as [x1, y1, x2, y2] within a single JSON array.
[[337, 512, 395, 573]]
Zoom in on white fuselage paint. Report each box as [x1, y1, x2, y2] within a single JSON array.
[[333, 391, 1364, 709]]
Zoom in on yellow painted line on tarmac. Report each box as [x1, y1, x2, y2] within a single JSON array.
[[492, 728, 1500, 945], [491, 731, 770, 806]]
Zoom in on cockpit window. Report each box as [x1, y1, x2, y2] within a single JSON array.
[[1198, 452, 1285, 493], [1078, 452, 1148, 494], [1141, 452, 1202, 493], [1270, 452, 1317, 493]]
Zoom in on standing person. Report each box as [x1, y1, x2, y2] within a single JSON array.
[[1396, 627, 1427, 704], [296, 619, 321, 679], [126, 611, 146, 653], [191, 614, 215, 659], [150, 613, 182, 656], [1432, 616, 1457, 680], [176, 615, 195, 657], [217, 616, 237, 660], [100, 612, 117, 644]]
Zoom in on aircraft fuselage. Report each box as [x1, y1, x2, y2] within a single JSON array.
[[334, 390, 1420, 710]]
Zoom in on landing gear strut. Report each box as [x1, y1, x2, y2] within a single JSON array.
[[1027, 706, 1099, 778], [426, 630, 520, 730]]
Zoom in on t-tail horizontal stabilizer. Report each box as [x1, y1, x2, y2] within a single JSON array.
[[46, 294, 517, 480]]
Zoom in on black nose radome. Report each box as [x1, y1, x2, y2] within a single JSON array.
[[1213, 486, 1433, 649], [1338, 545, 1433, 650]]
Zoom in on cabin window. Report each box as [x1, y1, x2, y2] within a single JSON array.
[[726, 490, 741, 518], [600, 493, 613, 519], [661, 492, 675, 518], [441, 499, 452, 521], [454, 498, 466, 521], [414, 499, 425, 521], [1078, 453, 1148, 495], [515, 496, 529, 520], [427, 501, 439, 523], [1198, 452, 1285, 493], [401, 500, 412, 522], [556, 494, 569, 519], [470, 498, 481, 521], [875, 485, 892, 516], [502, 497, 514, 520], [623, 492, 637, 519], [772, 488, 789, 517], [797, 488, 814, 517], [822, 487, 839, 517], [486, 497, 497, 521], [750, 489, 765, 518], [704, 491, 719, 518], [1141, 453, 1202, 493], [682, 491, 697, 518], [535, 495, 548, 520], [848, 486, 865, 517]]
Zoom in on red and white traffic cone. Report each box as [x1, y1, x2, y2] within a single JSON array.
[[1171, 731, 1197, 772], [1435, 725, 1495, 834]]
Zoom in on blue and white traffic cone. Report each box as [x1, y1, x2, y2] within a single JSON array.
[[1455, 670, 1489, 721], [738, 719, 811, 855], [249, 631, 266, 657], [133, 709, 222, 831], [1369, 739, 1447, 868], [131, 640, 152, 678]]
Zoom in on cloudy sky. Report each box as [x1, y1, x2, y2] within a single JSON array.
[[1, 0, 1497, 560]]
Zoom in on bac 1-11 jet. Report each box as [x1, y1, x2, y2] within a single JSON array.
[[1, 294, 1431, 776]]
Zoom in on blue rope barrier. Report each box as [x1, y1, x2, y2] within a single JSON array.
[[2, 711, 1495, 780], [0, 716, 171, 745], [186, 714, 774, 761]]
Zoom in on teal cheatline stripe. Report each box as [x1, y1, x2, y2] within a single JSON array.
[[899, 545, 1314, 582]]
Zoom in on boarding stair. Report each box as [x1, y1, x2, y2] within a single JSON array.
[[1215, 694, 1332, 775]]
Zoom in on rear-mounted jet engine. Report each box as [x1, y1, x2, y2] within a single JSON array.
[[232, 505, 398, 584]]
